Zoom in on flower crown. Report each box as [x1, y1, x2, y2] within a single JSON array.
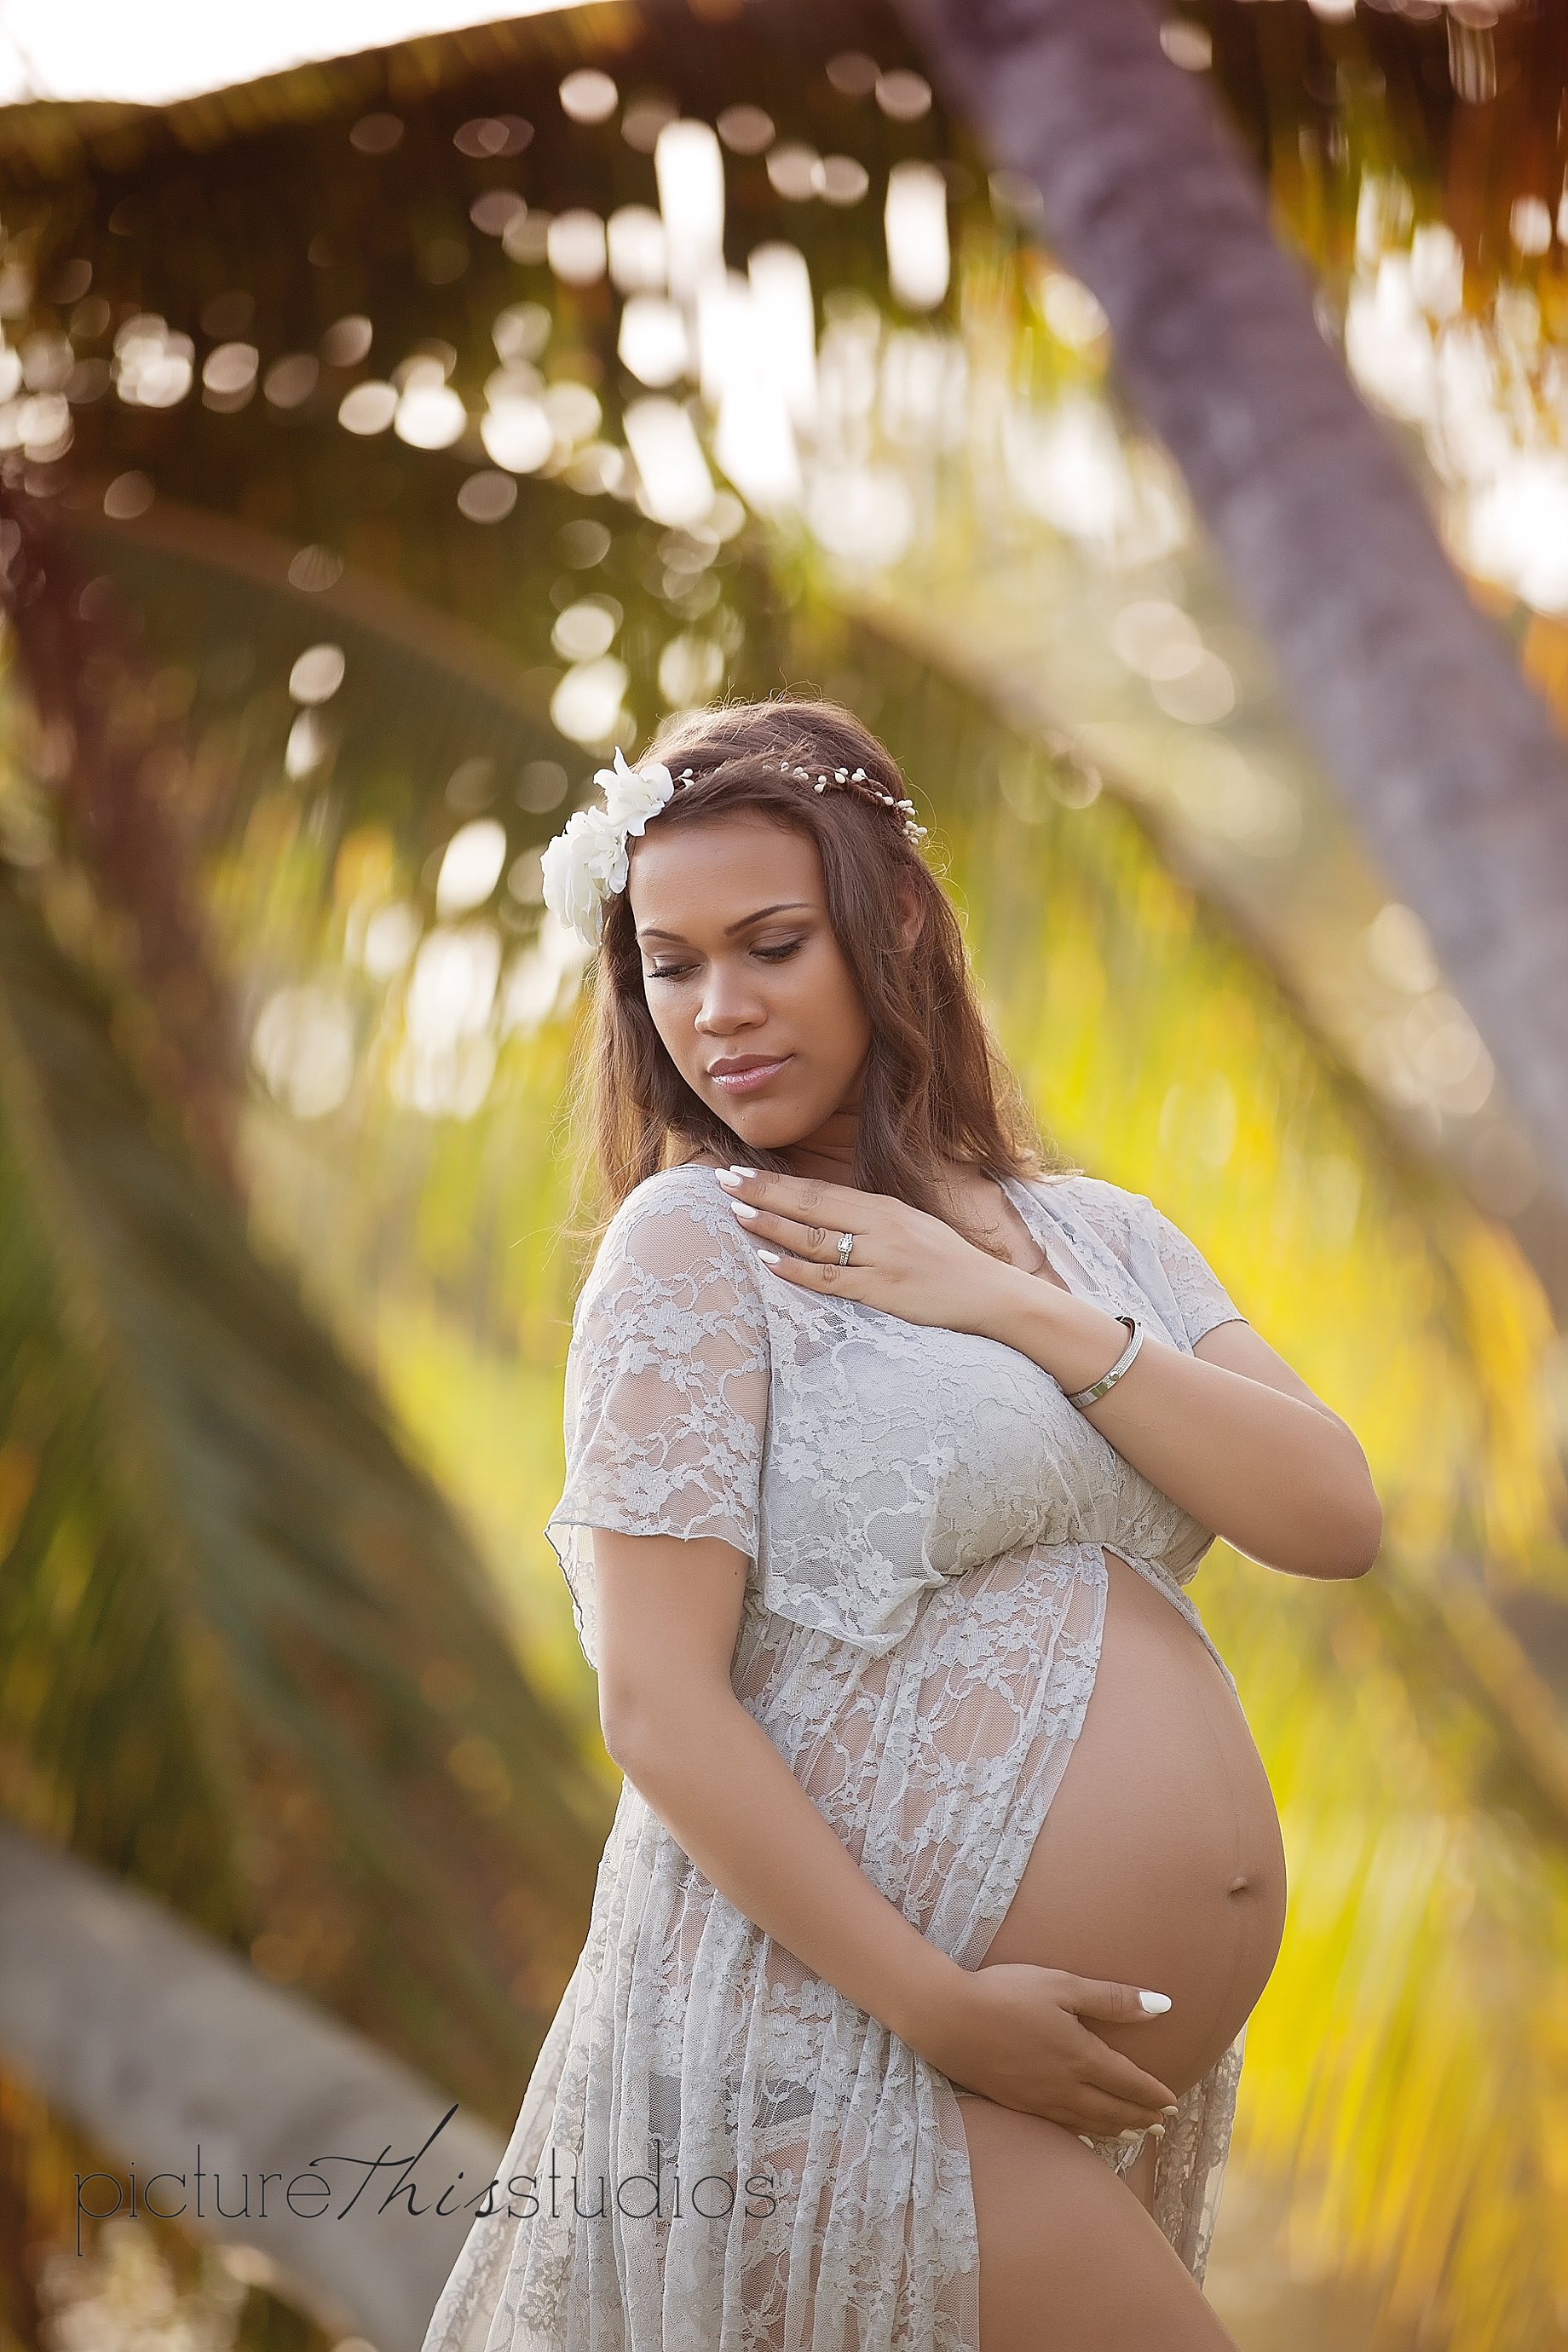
[[539, 745, 929, 946]]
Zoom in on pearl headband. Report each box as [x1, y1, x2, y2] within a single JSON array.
[[539, 745, 929, 947]]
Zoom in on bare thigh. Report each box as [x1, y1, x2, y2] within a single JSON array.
[[956, 2096, 1239, 2352], [951, 1555, 1282, 2346]]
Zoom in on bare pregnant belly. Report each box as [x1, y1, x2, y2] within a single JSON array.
[[979, 1550, 1287, 2099]]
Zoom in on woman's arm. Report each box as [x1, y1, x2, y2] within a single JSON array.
[[592, 1525, 1185, 2136], [982, 1283, 1381, 1581], [712, 1167, 1382, 1582]]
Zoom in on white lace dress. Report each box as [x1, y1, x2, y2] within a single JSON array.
[[421, 1162, 1251, 2352]]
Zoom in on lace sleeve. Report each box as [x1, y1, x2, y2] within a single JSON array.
[[545, 1170, 771, 1669], [1138, 1196, 1247, 1349], [1045, 1174, 1247, 1356]]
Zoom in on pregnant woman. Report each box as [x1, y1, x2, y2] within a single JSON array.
[[421, 699, 1381, 2352]]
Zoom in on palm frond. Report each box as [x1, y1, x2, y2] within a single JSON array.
[[0, 836, 608, 2124]]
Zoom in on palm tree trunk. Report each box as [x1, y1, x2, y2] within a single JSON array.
[[895, 0, 1568, 1219], [0, 1822, 504, 2352]]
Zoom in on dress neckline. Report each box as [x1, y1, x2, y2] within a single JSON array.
[[681, 1157, 1103, 1310], [995, 1175, 1103, 1305]]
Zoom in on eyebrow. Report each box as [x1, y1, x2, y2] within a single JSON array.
[[636, 902, 815, 943]]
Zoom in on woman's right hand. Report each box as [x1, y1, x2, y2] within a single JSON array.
[[919, 1961, 1179, 2137]]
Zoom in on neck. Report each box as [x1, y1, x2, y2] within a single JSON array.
[[781, 1099, 862, 1188], [769, 1084, 972, 1200]]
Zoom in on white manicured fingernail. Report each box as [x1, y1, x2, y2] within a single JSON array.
[[1138, 1990, 1172, 2015], [716, 1170, 741, 1187], [758, 1249, 781, 1265], [730, 1202, 759, 1221], [729, 1166, 758, 1179]]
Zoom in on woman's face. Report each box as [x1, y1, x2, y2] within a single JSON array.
[[625, 810, 873, 1153]]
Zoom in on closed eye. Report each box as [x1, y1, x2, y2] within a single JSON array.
[[644, 938, 805, 983]]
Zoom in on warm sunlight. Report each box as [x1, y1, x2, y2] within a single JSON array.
[[0, 0, 580, 106]]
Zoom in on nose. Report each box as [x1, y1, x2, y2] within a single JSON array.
[[693, 958, 765, 1037]]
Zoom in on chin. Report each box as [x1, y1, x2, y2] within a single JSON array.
[[710, 1096, 816, 1152], [719, 1114, 798, 1153]]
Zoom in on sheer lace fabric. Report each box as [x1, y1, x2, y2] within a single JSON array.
[[422, 1166, 1248, 2352]]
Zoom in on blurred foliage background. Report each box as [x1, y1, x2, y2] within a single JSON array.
[[0, 1, 1566, 2347]]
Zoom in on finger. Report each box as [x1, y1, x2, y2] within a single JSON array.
[[715, 1167, 866, 1222], [728, 1203, 859, 1262], [1069, 2042, 1179, 2113], [1020, 2088, 1166, 2145], [755, 1249, 868, 1300], [1043, 2093, 1167, 2138], [1062, 1976, 1174, 2028]]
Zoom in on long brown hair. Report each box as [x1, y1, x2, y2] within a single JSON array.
[[575, 698, 1062, 1244]]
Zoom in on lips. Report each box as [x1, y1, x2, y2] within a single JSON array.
[[707, 1054, 793, 1093]]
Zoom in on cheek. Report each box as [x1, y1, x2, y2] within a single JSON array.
[[794, 948, 872, 1060], [642, 988, 698, 1074]]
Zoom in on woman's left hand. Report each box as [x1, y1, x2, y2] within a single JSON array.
[[715, 1166, 1017, 1335]]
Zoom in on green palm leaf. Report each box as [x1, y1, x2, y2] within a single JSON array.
[[0, 835, 608, 2124]]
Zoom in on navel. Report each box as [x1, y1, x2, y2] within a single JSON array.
[[1227, 1872, 1251, 1897]]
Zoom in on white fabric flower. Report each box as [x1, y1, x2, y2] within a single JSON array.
[[539, 753, 677, 944], [540, 804, 626, 944], [597, 746, 675, 839]]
